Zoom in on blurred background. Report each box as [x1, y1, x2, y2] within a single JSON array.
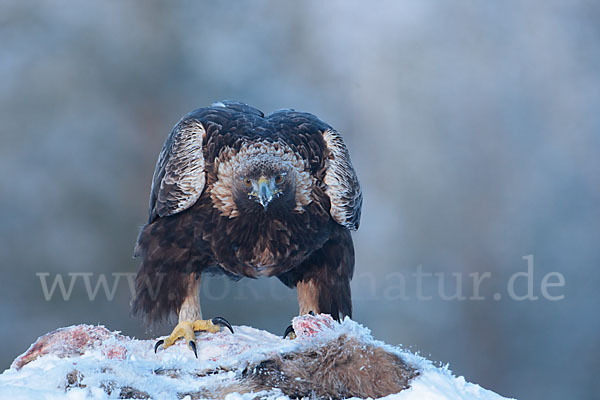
[[1, 1, 599, 398]]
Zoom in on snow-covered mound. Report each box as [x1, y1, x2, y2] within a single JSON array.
[[1, 315, 513, 399]]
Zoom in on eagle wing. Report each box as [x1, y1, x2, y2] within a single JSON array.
[[148, 119, 207, 223], [321, 128, 363, 230], [267, 109, 363, 231]]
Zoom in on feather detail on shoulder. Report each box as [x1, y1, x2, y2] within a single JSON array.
[[149, 119, 206, 222], [322, 129, 362, 230]]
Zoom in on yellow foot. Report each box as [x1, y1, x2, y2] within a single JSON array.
[[154, 317, 234, 357]]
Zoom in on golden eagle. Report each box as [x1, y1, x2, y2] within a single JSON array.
[[131, 101, 362, 355]]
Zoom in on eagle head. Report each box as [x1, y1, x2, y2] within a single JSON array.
[[235, 159, 296, 213], [211, 142, 314, 218]]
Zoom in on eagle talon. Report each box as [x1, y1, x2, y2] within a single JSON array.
[[189, 340, 198, 358], [283, 324, 296, 339], [153, 318, 234, 356], [154, 339, 164, 353], [211, 316, 234, 334]]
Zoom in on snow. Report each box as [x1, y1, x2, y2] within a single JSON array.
[[0, 315, 514, 400]]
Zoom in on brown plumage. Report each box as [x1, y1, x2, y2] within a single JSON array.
[[131, 101, 362, 326]]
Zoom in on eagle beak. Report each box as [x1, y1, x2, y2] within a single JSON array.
[[257, 177, 273, 209]]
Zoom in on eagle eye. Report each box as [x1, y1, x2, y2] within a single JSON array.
[[243, 177, 252, 187], [274, 174, 285, 184]]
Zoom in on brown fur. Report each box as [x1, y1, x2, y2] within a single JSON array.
[[243, 335, 418, 399], [165, 335, 417, 399], [148, 335, 418, 400]]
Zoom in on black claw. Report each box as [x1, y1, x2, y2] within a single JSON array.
[[154, 339, 164, 353], [283, 324, 295, 339], [212, 316, 234, 334], [189, 340, 198, 358]]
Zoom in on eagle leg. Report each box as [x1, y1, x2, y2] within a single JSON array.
[[154, 317, 234, 357]]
